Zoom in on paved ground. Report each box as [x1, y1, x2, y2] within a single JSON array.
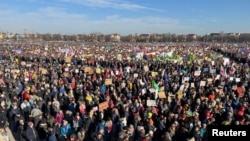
[[5, 127, 15, 141]]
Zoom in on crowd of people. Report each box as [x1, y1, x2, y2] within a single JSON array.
[[0, 40, 249, 141]]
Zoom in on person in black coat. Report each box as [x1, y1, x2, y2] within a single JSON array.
[[17, 119, 26, 141], [0, 100, 8, 128], [25, 121, 39, 141]]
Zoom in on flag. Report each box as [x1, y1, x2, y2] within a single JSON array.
[[151, 80, 159, 99], [172, 53, 180, 59], [220, 66, 227, 77], [151, 80, 159, 92], [143, 55, 149, 60], [188, 54, 197, 62], [163, 54, 171, 61], [66, 50, 75, 57], [230, 66, 236, 75], [162, 70, 168, 84]]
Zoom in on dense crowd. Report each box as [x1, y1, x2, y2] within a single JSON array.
[[0, 41, 250, 141]]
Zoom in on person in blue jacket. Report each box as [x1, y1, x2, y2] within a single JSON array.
[[60, 120, 71, 139]]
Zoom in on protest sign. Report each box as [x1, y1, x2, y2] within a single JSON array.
[[98, 101, 109, 111], [84, 67, 94, 74], [65, 57, 71, 63], [191, 83, 195, 88], [200, 81, 206, 87], [144, 65, 149, 72], [105, 79, 112, 85], [147, 100, 157, 107], [177, 90, 183, 99], [96, 68, 101, 74], [236, 78, 241, 82], [151, 72, 158, 77], [158, 91, 166, 98], [194, 71, 201, 76]]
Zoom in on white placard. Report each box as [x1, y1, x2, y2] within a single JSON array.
[[179, 85, 185, 91], [236, 78, 241, 82], [184, 77, 190, 82], [75, 69, 79, 73], [212, 61, 215, 66], [200, 81, 206, 86], [215, 75, 220, 80], [142, 88, 146, 94], [147, 100, 157, 107], [65, 68, 69, 72], [194, 71, 201, 76], [134, 73, 138, 78], [116, 70, 119, 75], [210, 69, 216, 74]]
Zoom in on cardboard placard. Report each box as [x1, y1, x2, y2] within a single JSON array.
[[177, 90, 183, 99], [200, 81, 206, 87], [65, 57, 71, 63], [98, 101, 109, 111], [144, 66, 149, 72], [11, 69, 20, 74], [158, 91, 166, 98], [147, 100, 157, 107], [191, 83, 195, 88], [84, 67, 94, 74], [151, 72, 158, 77], [96, 68, 101, 74], [105, 79, 112, 85], [41, 69, 48, 74], [173, 71, 178, 75]]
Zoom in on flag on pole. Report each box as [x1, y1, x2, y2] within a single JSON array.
[[230, 66, 236, 75], [151, 80, 159, 99], [220, 66, 227, 77], [162, 70, 168, 84]]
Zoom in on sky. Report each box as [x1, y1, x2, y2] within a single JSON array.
[[0, 0, 249, 35]]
